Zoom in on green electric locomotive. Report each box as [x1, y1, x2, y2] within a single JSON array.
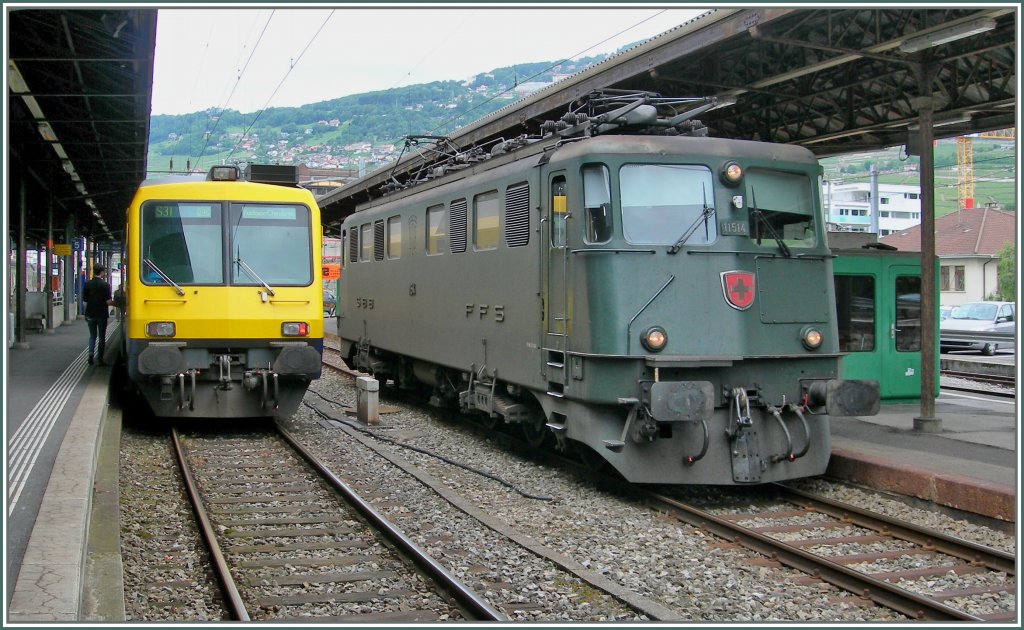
[[338, 92, 879, 484]]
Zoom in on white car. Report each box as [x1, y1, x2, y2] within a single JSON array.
[[939, 301, 1015, 355]]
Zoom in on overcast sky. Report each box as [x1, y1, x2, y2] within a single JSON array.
[[151, 5, 708, 116]]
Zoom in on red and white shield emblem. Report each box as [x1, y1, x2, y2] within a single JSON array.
[[721, 270, 755, 311]]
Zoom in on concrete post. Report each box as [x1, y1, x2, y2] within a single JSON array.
[[356, 376, 380, 425]]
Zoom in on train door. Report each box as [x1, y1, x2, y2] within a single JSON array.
[[543, 172, 570, 395], [882, 265, 923, 400]]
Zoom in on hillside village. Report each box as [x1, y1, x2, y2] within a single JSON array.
[[148, 57, 588, 177]]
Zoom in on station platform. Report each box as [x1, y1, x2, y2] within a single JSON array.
[[3, 323, 1018, 621]]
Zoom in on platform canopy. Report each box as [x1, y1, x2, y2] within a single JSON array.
[[318, 6, 1016, 225], [7, 8, 157, 243]]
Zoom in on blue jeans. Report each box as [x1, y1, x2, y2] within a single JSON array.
[[86, 317, 108, 362]]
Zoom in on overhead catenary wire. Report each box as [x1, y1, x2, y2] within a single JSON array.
[[225, 10, 336, 163], [416, 9, 670, 140], [192, 10, 277, 169]]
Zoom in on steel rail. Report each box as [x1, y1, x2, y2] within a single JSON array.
[[170, 427, 251, 621], [275, 425, 506, 622], [775, 485, 1016, 575], [640, 488, 984, 621], [941, 369, 1015, 388]]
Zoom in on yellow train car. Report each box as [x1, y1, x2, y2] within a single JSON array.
[[123, 165, 323, 417]]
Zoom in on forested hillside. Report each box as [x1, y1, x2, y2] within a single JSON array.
[[147, 56, 608, 174]]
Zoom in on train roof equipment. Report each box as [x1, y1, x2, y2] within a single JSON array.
[[377, 90, 719, 198]]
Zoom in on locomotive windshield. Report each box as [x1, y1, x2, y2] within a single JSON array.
[[746, 168, 817, 249], [620, 164, 717, 246], [139, 201, 312, 286], [140, 202, 223, 284], [230, 203, 313, 285]]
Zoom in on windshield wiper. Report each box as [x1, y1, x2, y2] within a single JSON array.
[[235, 250, 276, 296], [668, 186, 715, 255], [144, 258, 185, 296], [749, 188, 791, 258]]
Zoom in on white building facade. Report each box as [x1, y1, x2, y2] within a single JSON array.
[[822, 182, 922, 236]]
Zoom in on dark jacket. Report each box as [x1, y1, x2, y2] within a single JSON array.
[[83, 276, 112, 319]]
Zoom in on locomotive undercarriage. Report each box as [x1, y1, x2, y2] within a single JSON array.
[[347, 343, 877, 484], [129, 341, 322, 417]]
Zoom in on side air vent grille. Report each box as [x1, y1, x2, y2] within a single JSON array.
[[505, 183, 530, 247], [373, 219, 385, 261], [450, 198, 467, 253]]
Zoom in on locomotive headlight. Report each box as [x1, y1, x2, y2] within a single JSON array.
[[208, 165, 239, 181], [721, 161, 743, 187], [146, 322, 175, 337], [282, 322, 309, 337], [641, 326, 668, 352], [801, 326, 823, 350]]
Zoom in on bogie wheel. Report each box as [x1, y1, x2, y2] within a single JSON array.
[[522, 417, 552, 449], [479, 413, 502, 431]]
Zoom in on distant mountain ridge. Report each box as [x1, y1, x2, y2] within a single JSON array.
[[147, 51, 619, 174]]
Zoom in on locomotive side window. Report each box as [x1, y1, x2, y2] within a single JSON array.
[[229, 203, 312, 286], [386, 216, 401, 259], [505, 183, 530, 247], [582, 165, 612, 244], [359, 223, 372, 261], [141, 202, 223, 285], [450, 198, 468, 253], [834, 274, 875, 352], [550, 176, 567, 248], [620, 164, 716, 246], [426, 205, 446, 255], [746, 168, 817, 249], [473, 190, 499, 251]]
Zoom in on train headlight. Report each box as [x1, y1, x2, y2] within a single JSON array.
[[641, 326, 668, 352], [146, 322, 175, 337], [720, 161, 743, 187], [208, 165, 239, 181], [282, 322, 309, 337], [801, 326, 823, 350]]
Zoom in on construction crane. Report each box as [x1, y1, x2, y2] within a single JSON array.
[[957, 129, 1015, 210], [955, 136, 974, 210]]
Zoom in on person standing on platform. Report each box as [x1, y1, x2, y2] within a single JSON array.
[[83, 264, 113, 366]]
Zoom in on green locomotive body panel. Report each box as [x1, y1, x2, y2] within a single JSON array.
[[338, 127, 878, 484]]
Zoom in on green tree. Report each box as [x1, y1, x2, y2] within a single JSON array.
[[996, 241, 1015, 300]]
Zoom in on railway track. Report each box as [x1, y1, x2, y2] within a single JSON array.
[[643, 485, 1016, 622], [170, 425, 503, 622], [940, 369, 1016, 395], [318, 344, 1016, 622]]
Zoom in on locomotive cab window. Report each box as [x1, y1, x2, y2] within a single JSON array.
[[746, 168, 817, 249], [620, 164, 717, 246], [141, 202, 223, 285], [230, 203, 312, 286], [582, 164, 612, 244]]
